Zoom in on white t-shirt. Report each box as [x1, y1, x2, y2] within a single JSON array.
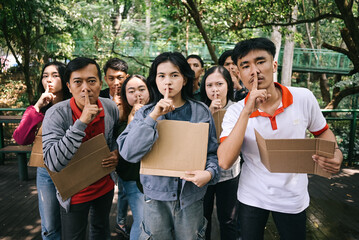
[[220, 84, 328, 214]]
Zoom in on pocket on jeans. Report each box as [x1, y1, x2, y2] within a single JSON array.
[[144, 195, 152, 203], [139, 221, 152, 240], [197, 217, 208, 240]]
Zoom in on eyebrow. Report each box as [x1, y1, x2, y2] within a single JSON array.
[[157, 71, 180, 75], [239, 56, 266, 66]]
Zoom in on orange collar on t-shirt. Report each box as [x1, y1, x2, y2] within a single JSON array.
[[244, 82, 293, 130]]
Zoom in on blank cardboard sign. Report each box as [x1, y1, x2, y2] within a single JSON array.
[[140, 120, 209, 178], [255, 129, 335, 178]]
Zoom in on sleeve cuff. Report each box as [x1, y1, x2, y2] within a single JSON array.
[[311, 124, 329, 136], [73, 119, 88, 132], [144, 115, 158, 128]]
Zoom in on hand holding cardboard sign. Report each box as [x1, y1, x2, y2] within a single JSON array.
[[102, 150, 119, 168], [149, 87, 175, 120], [79, 91, 103, 124], [312, 143, 343, 174], [181, 170, 212, 187]]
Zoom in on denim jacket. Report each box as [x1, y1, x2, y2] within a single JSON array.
[[117, 100, 219, 209]]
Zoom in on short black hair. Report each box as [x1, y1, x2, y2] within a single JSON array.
[[103, 58, 128, 75], [65, 57, 101, 83], [147, 52, 194, 103], [218, 50, 233, 66], [200, 66, 234, 106], [186, 54, 204, 68], [232, 38, 276, 65]]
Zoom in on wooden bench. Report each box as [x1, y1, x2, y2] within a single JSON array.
[[0, 145, 32, 181]]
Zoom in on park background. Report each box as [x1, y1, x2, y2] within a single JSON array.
[[0, 1, 359, 239]]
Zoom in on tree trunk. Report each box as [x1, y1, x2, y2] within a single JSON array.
[[325, 85, 359, 109], [312, 0, 331, 105], [281, 5, 297, 86], [181, 0, 218, 64], [144, 0, 151, 55], [23, 48, 34, 103], [271, 26, 282, 82]]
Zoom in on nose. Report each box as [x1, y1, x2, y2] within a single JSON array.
[[114, 78, 121, 86], [164, 76, 172, 86], [81, 81, 90, 92], [250, 64, 260, 77]]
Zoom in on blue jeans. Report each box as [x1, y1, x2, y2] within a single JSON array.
[[116, 178, 128, 226], [37, 167, 61, 240], [122, 179, 144, 240], [60, 189, 114, 240], [139, 196, 207, 240], [238, 202, 306, 240]]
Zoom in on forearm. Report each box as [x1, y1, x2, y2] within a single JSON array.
[[118, 115, 158, 163], [315, 128, 343, 168], [218, 108, 250, 170], [13, 106, 44, 145], [43, 119, 86, 172]]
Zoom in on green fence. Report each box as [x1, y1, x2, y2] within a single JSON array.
[[48, 39, 354, 74], [0, 107, 358, 165]]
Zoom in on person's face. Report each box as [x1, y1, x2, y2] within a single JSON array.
[[104, 68, 128, 97], [126, 77, 150, 106], [156, 61, 186, 100], [41, 65, 63, 94], [205, 71, 228, 103], [67, 64, 102, 110], [187, 58, 204, 80], [237, 50, 277, 90], [223, 56, 239, 75]]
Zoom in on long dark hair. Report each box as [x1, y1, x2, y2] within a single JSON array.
[[200, 66, 234, 107], [120, 74, 150, 119], [147, 52, 194, 103], [37, 61, 71, 113]]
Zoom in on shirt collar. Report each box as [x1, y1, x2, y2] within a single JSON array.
[[244, 82, 293, 118], [70, 97, 105, 121]]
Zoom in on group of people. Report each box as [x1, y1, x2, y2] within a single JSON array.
[[12, 37, 342, 240]]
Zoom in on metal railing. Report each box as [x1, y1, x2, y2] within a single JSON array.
[[47, 39, 354, 74], [0, 107, 358, 165]]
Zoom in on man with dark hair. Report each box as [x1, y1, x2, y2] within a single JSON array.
[[101, 58, 130, 238], [218, 50, 248, 101], [100, 58, 129, 99], [218, 38, 343, 240], [42, 57, 120, 239], [186, 54, 204, 100]]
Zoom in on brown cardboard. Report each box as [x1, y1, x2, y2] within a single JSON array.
[[254, 129, 335, 178], [140, 120, 209, 178], [28, 126, 45, 167], [46, 134, 115, 201], [212, 109, 226, 143]]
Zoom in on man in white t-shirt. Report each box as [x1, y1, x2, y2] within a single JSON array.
[[217, 38, 343, 240]]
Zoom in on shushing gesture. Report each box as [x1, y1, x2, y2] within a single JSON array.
[[244, 73, 270, 115], [149, 87, 175, 120], [209, 93, 222, 114], [79, 91, 103, 124], [34, 85, 56, 112]]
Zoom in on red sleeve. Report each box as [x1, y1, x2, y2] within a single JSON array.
[[310, 124, 329, 136], [12, 106, 44, 145], [220, 136, 227, 143]]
